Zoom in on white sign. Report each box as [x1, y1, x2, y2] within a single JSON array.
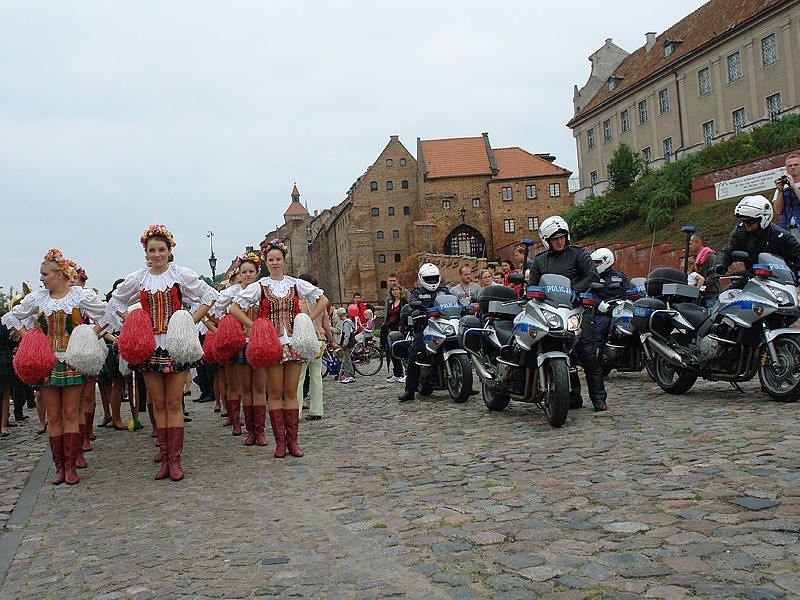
[[715, 167, 786, 200]]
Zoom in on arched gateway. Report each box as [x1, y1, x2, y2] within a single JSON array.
[[444, 225, 485, 258]]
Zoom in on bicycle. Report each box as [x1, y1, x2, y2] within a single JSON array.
[[320, 340, 384, 379]]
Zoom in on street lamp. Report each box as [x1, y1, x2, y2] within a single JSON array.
[[207, 231, 217, 285], [283, 235, 294, 275]]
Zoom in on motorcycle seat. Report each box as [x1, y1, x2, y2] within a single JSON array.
[[674, 302, 709, 329], [494, 320, 515, 346]]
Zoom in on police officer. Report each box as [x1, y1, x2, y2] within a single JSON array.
[[398, 263, 450, 402], [713, 195, 800, 278], [590, 247, 629, 352], [530, 216, 608, 412]]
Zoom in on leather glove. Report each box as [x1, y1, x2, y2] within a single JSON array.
[[711, 264, 726, 276]]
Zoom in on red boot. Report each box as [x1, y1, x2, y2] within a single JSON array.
[[148, 403, 157, 438], [231, 397, 242, 436], [223, 396, 233, 426], [167, 427, 185, 482], [154, 428, 166, 462], [268, 408, 286, 458], [243, 404, 256, 446], [81, 423, 92, 452], [50, 435, 65, 485], [64, 432, 81, 485], [284, 408, 304, 457], [86, 409, 96, 441], [253, 405, 269, 447], [76, 424, 89, 468]]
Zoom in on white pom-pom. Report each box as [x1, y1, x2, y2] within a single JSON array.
[[119, 356, 132, 378], [165, 310, 203, 364], [65, 324, 107, 376], [291, 313, 321, 361]]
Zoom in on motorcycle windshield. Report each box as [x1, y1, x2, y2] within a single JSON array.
[[538, 274, 574, 308], [757, 253, 794, 284], [434, 295, 462, 318]]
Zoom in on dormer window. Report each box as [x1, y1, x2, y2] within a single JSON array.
[[607, 75, 621, 92], [663, 39, 681, 57]]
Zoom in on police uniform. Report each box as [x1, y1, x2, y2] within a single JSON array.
[[593, 268, 629, 351]]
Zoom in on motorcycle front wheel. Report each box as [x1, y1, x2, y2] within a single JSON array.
[[650, 353, 697, 394], [542, 358, 569, 428], [446, 354, 473, 403], [482, 380, 510, 411], [758, 336, 800, 402]]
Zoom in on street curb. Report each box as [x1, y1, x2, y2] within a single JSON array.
[[0, 447, 50, 586]]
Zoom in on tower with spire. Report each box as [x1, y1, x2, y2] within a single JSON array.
[[284, 183, 309, 222]]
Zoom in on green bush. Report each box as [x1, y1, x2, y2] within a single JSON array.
[[646, 206, 674, 232], [608, 143, 643, 191], [564, 189, 643, 239]]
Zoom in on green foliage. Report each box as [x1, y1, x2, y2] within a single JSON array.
[[607, 143, 643, 191], [564, 189, 643, 239]]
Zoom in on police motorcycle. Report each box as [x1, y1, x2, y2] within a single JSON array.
[[599, 277, 654, 376], [633, 251, 800, 402], [387, 295, 474, 403], [459, 240, 594, 427]]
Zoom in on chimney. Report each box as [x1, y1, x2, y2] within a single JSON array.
[[645, 32, 657, 52]]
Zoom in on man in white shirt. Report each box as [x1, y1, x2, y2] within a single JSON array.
[[448, 266, 482, 306]]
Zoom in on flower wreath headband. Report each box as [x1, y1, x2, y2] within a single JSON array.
[[260, 238, 288, 257], [74, 264, 88, 282], [43, 248, 76, 279], [235, 251, 263, 270], [140, 224, 176, 249]]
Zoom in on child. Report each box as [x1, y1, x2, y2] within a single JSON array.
[[338, 305, 358, 384], [356, 308, 375, 344]]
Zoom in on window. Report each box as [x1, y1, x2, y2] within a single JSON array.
[[392, 230, 399, 238], [399, 158, 406, 166], [370, 181, 378, 191], [663, 137, 673, 163], [394, 254, 401, 262], [473, 197, 480, 207], [386, 159, 393, 167], [620, 109, 630, 133], [590, 171, 598, 185], [658, 88, 670, 114], [442, 200, 451, 210], [702, 120, 715, 146], [378, 254, 386, 263], [370, 207, 379, 217], [762, 33, 778, 67], [376, 231, 384, 239], [727, 51, 742, 82], [388, 206, 395, 216], [401, 180, 409, 189], [503, 219, 515, 233], [528, 216, 539, 231], [380, 281, 387, 289], [733, 107, 747, 135], [587, 128, 595, 150], [698, 67, 711, 95], [608, 79, 618, 92], [642, 147, 651, 164], [525, 185, 536, 199], [403, 206, 410, 215], [502, 187, 512, 201], [386, 181, 393, 190], [638, 99, 649, 124], [603, 119, 612, 142], [767, 92, 782, 120], [549, 183, 561, 197]]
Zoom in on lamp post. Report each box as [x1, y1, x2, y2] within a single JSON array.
[[283, 235, 294, 275], [207, 230, 217, 285]]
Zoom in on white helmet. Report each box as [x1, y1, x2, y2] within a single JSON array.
[[538, 216, 570, 251], [735, 195, 773, 228], [590, 248, 615, 274], [418, 263, 441, 291]]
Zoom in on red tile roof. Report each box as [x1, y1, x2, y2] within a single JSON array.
[[493, 147, 571, 179], [420, 137, 492, 179], [284, 200, 309, 217], [291, 183, 300, 196], [569, 0, 785, 124]]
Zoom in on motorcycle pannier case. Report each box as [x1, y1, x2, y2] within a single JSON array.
[[645, 268, 687, 298], [478, 285, 520, 318], [458, 315, 483, 354], [632, 297, 667, 335], [387, 331, 409, 360]]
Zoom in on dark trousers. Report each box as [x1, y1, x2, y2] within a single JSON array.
[[593, 313, 612, 352], [403, 333, 424, 394], [13, 382, 33, 420], [570, 311, 608, 407], [195, 335, 214, 399]]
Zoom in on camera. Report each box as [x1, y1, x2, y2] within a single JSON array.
[[782, 175, 790, 186]]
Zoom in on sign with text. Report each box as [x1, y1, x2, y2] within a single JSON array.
[[715, 167, 786, 201]]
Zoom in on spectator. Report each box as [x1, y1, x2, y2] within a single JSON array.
[[773, 154, 800, 241], [383, 284, 407, 383], [477, 269, 493, 287], [449, 266, 482, 306], [689, 233, 719, 307]]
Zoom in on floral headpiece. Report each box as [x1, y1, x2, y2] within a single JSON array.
[[260, 238, 288, 257], [140, 224, 176, 248], [235, 251, 263, 270], [43, 248, 76, 278], [74, 265, 88, 282]]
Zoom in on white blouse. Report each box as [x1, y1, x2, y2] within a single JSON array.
[[208, 284, 242, 319], [234, 276, 324, 345], [104, 265, 218, 349]]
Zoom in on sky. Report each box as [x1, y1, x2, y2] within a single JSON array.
[[1, 0, 708, 296]]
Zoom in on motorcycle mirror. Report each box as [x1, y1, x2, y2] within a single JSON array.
[[507, 273, 524, 285], [409, 300, 423, 309], [608, 283, 622, 291], [731, 251, 751, 267], [589, 282, 605, 292]]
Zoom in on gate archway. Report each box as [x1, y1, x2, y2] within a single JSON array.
[[444, 225, 485, 258]]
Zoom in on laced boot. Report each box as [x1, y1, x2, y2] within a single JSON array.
[[283, 409, 304, 457]]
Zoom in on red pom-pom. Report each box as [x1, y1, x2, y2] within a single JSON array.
[[13, 329, 58, 385], [118, 308, 155, 365], [215, 314, 246, 360], [246, 318, 283, 368], [202, 331, 218, 364]]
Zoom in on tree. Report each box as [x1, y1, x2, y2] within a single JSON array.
[[608, 143, 644, 191]]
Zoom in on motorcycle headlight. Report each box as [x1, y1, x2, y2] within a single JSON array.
[[567, 315, 581, 331], [544, 311, 563, 329], [440, 323, 456, 336]]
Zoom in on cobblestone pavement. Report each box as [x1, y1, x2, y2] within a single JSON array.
[[2, 370, 800, 599]]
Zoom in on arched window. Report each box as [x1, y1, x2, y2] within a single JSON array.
[[444, 225, 486, 258]]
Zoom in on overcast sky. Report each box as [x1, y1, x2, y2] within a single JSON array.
[[1, 0, 707, 295]]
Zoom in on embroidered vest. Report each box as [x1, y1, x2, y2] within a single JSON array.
[[36, 308, 83, 352], [140, 285, 182, 334], [259, 284, 300, 337]]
